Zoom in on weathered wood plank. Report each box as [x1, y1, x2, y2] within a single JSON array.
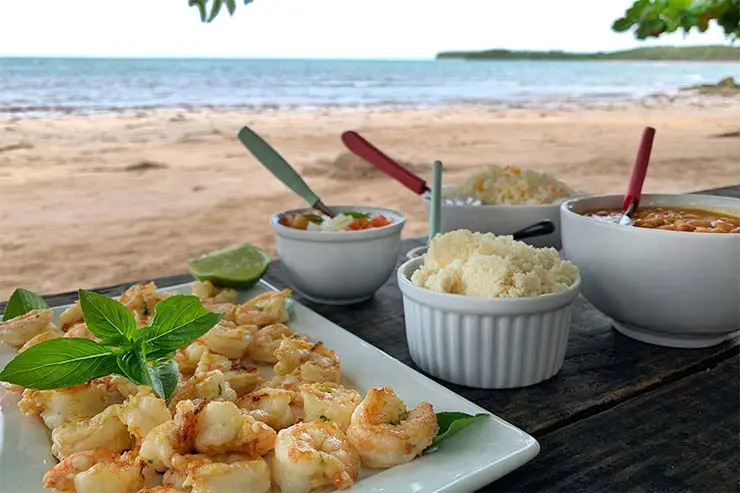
[[487, 356, 740, 493]]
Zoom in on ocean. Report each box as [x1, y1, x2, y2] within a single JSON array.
[[1, 57, 738, 114]]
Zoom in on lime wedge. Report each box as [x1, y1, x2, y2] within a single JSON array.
[[187, 243, 271, 289]]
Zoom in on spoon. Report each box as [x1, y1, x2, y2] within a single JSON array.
[[341, 130, 482, 206], [406, 220, 556, 259], [619, 127, 656, 226], [238, 126, 334, 218]]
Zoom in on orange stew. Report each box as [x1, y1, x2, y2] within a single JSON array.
[[583, 206, 740, 233], [279, 211, 393, 231]]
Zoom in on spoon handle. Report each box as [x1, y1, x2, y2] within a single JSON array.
[[238, 126, 325, 213], [512, 220, 556, 241], [341, 130, 430, 195], [623, 126, 656, 211]]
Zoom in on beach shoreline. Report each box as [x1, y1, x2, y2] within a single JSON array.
[[1, 99, 739, 299]]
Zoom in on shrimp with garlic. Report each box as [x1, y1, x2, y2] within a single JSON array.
[[300, 382, 361, 432], [0, 309, 54, 349], [247, 323, 295, 363], [171, 400, 276, 456], [118, 282, 174, 326], [43, 450, 144, 493], [117, 387, 172, 445], [193, 349, 261, 397], [198, 319, 255, 360], [272, 421, 361, 493], [51, 404, 133, 460], [167, 370, 237, 412], [346, 386, 438, 468], [273, 337, 341, 385], [58, 301, 84, 331], [165, 454, 271, 493], [233, 289, 291, 327], [236, 387, 296, 430], [192, 280, 237, 305]]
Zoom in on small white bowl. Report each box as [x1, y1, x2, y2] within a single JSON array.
[[561, 193, 740, 348], [397, 257, 581, 389], [271, 205, 405, 305], [422, 192, 564, 249]]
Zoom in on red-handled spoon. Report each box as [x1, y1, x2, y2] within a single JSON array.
[[340, 130, 481, 206], [341, 130, 429, 195], [619, 126, 656, 225]]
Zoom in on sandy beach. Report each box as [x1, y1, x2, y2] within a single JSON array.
[[1, 98, 739, 299]]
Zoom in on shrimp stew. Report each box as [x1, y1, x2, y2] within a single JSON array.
[[583, 206, 740, 233]]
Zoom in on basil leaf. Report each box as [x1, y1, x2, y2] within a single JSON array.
[[343, 211, 370, 219], [432, 412, 488, 446], [146, 349, 176, 363], [302, 214, 324, 224], [116, 344, 152, 388], [79, 289, 137, 342], [0, 338, 117, 390], [149, 360, 179, 401], [3, 288, 48, 321], [141, 295, 222, 354], [284, 298, 295, 319]]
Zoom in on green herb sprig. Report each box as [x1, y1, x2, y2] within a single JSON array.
[[431, 412, 488, 448], [343, 211, 371, 220], [0, 289, 222, 401], [2, 288, 49, 321]]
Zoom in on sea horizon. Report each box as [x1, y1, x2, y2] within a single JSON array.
[[1, 57, 738, 115]]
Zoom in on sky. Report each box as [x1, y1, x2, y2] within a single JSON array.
[[0, 0, 731, 59]]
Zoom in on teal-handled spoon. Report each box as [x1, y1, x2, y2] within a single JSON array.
[[237, 126, 334, 217]]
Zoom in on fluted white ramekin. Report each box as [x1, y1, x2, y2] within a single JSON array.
[[397, 256, 581, 389]]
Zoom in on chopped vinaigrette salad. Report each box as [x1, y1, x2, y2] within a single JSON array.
[[279, 210, 394, 231]]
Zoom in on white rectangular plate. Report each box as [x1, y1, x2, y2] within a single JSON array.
[[1, 281, 539, 492]]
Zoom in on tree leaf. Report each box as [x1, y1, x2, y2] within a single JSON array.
[[0, 338, 117, 390], [431, 412, 488, 446], [140, 295, 222, 355], [189, 0, 207, 22], [207, 0, 224, 22], [79, 289, 137, 342], [149, 360, 179, 401], [225, 0, 237, 15], [3, 288, 49, 321], [116, 344, 152, 388], [612, 17, 635, 31]]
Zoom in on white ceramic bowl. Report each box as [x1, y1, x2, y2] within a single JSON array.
[[422, 192, 564, 249], [561, 193, 740, 349], [271, 205, 405, 305], [397, 257, 581, 389]]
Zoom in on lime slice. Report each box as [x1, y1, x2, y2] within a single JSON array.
[[187, 243, 271, 289]]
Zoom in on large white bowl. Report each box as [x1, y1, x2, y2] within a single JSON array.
[[398, 256, 581, 389], [271, 205, 405, 305], [422, 193, 563, 249], [561, 193, 740, 348]]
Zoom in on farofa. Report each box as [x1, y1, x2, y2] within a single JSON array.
[[411, 230, 579, 298]]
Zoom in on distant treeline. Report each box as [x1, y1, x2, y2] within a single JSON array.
[[436, 45, 740, 62]]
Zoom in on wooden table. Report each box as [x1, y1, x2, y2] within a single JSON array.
[[5, 186, 739, 492]]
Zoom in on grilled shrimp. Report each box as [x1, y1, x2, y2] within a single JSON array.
[[19, 325, 63, 352], [139, 420, 177, 472], [0, 308, 54, 349], [118, 282, 173, 326], [236, 387, 296, 431], [64, 322, 98, 341], [273, 337, 341, 385], [346, 386, 438, 468], [194, 349, 261, 397], [272, 422, 361, 493], [59, 301, 83, 331], [192, 280, 237, 305], [18, 378, 126, 430], [176, 341, 208, 374], [233, 289, 291, 327], [247, 323, 295, 363], [43, 450, 143, 493], [199, 319, 255, 360], [167, 370, 237, 412], [171, 400, 276, 456], [300, 382, 361, 432], [51, 404, 132, 460], [166, 454, 271, 493], [117, 388, 171, 444]]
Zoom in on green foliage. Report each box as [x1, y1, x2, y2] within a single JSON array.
[[189, 0, 253, 23], [612, 0, 739, 40], [2, 288, 48, 321], [436, 45, 740, 61]]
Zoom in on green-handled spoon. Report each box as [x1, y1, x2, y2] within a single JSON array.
[[237, 126, 334, 217]]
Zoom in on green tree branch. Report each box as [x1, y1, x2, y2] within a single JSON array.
[[612, 0, 739, 40]]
